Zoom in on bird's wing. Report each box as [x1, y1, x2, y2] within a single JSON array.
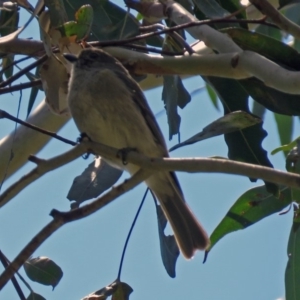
[[114, 70, 169, 156]]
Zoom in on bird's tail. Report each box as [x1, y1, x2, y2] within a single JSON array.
[[146, 172, 209, 259]]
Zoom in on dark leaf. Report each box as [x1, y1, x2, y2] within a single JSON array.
[[162, 75, 191, 139], [192, 0, 230, 18], [170, 111, 261, 151], [206, 185, 292, 255], [67, 157, 123, 205], [176, 0, 194, 13], [27, 292, 46, 300], [241, 78, 300, 116], [0, 2, 19, 79], [218, 0, 246, 21], [155, 203, 179, 278], [205, 77, 278, 194], [279, 0, 300, 8], [24, 256, 63, 289], [285, 222, 300, 300], [220, 28, 300, 115], [27, 66, 42, 117], [222, 28, 300, 70]]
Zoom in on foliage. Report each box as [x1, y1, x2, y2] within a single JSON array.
[[0, 0, 299, 299]]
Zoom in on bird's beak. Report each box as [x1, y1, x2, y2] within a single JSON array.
[[63, 53, 78, 63]]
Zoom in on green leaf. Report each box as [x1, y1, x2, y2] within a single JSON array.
[[222, 28, 300, 70], [206, 185, 292, 254], [286, 141, 300, 202], [205, 77, 278, 195], [155, 203, 179, 278], [206, 83, 219, 110], [272, 136, 300, 155], [255, 22, 282, 41], [274, 113, 293, 156], [285, 222, 300, 300], [170, 111, 261, 151], [24, 256, 63, 289], [241, 78, 300, 116], [57, 5, 93, 41], [64, 0, 140, 41]]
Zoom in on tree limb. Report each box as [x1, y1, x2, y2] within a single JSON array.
[[0, 168, 152, 290]]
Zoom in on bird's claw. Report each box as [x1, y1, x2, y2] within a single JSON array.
[[117, 147, 137, 165], [77, 132, 91, 159]]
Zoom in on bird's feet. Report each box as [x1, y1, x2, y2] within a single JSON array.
[[116, 147, 137, 165], [77, 132, 92, 159]]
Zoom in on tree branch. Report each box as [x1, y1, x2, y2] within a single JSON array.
[[249, 0, 300, 39], [0, 168, 152, 290], [0, 144, 86, 208]]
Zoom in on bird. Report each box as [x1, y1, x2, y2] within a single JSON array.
[[64, 48, 209, 258]]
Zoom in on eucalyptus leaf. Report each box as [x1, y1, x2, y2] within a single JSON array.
[[67, 157, 123, 205], [156, 203, 179, 278], [272, 136, 300, 155], [205, 77, 278, 195], [192, 0, 230, 18], [206, 83, 219, 110], [285, 222, 300, 300], [170, 111, 261, 151], [27, 292, 46, 300], [206, 185, 292, 255], [162, 75, 191, 140], [274, 113, 293, 156], [24, 256, 63, 289]]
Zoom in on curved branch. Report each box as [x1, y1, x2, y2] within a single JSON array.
[[249, 0, 300, 39], [0, 144, 85, 208], [0, 168, 151, 290]]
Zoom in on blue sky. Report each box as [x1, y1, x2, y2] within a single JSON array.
[[0, 3, 295, 300]]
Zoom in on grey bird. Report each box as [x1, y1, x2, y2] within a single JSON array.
[[64, 48, 209, 258]]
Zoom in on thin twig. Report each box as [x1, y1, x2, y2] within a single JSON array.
[[0, 55, 47, 88], [140, 23, 194, 54], [0, 144, 87, 208], [0, 169, 152, 290], [0, 56, 33, 76], [0, 251, 26, 300], [90, 18, 278, 48], [121, 43, 184, 55], [0, 109, 76, 146], [117, 188, 149, 280], [0, 79, 42, 95], [249, 0, 300, 39]]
